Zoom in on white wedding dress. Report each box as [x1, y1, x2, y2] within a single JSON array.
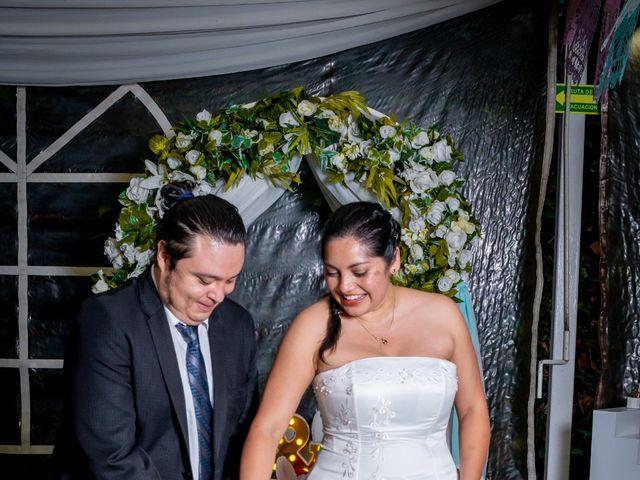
[[307, 356, 458, 480]]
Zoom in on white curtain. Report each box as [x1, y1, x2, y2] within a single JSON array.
[[0, 0, 500, 86]]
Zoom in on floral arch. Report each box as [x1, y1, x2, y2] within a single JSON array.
[[94, 87, 479, 298]]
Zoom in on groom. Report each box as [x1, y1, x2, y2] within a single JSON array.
[[52, 189, 258, 480]]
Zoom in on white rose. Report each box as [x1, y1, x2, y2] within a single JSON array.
[[401, 166, 420, 182], [154, 189, 165, 218], [114, 224, 124, 241], [411, 131, 430, 149], [330, 153, 346, 172], [437, 276, 454, 292], [460, 271, 470, 283], [445, 196, 460, 212], [379, 125, 396, 139], [169, 171, 195, 183], [190, 165, 207, 181], [208, 129, 223, 145], [185, 150, 201, 165], [444, 269, 461, 283], [408, 216, 426, 233], [439, 170, 456, 186], [126, 177, 151, 204], [410, 244, 424, 260], [128, 251, 153, 280], [279, 111, 299, 127], [92, 270, 109, 294], [193, 181, 216, 196], [104, 238, 124, 269], [317, 109, 336, 119], [342, 143, 359, 160], [445, 225, 467, 251], [144, 159, 160, 176], [121, 242, 138, 264], [358, 139, 373, 156], [458, 249, 473, 268], [455, 212, 476, 234], [419, 146, 435, 161], [409, 169, 439, 194], [140, 174, 163, 190], [426, 201, 446, 226], [409, 201, 422, 218], [387, 149, 401, 163], [432, 139, 452, 162], [347, 120, 362, 142], [297, 100, 317, 117], [196, 109, 212, 123], [328, 116, 346, 134], [174, 132, 193, 150], [135, 249, 154, 268], [167, 156, 181, 170], [434, 225, 448, 238]]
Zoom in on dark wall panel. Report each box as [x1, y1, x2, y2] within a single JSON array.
[[27, 183, 124, 267], [0, 85, 17, 168], [0, 368, 21, 444], [25, 86, 114, 164], [28, 276, 92, 360], [603, 41, 640, 402], [30, 369, 64, 445], [0, 276, 18, 359], [0, 183, 18, 265]]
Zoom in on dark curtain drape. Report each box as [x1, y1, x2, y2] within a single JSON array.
[[598, 36, 640, 406]]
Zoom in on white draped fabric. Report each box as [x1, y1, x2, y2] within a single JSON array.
[[214, 152, 384, 226], [215, 154, 303, 226], [0, 0, 500, 86]]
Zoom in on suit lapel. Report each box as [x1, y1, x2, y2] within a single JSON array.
[[139, 269, 190, 452], [209, 307, 229, 461]]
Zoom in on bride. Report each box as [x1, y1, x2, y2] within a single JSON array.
[[240, 201, 490, 480]]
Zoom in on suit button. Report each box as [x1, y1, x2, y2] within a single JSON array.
[[182, 471, 192, 479]]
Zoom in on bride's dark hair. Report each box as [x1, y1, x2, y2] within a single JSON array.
[[318, 201, 401, 363]]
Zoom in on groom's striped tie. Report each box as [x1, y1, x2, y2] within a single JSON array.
[[176, 324, 213, 480]]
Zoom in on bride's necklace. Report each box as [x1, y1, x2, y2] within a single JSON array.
[[355, 290, 396, 346]]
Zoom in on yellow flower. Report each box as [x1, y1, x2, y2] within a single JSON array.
[[148, 135, 171, 155]]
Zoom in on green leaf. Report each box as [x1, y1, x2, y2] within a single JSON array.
[[320, 91, 367, 119], [148, 135, 171, 155]]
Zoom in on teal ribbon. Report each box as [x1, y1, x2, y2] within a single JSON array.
[[451, 281, 483, 465]]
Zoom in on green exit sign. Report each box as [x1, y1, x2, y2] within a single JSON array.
[[555, 84, 599, 115]]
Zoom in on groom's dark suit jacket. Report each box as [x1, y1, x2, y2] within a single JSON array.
[[51, 268, 258, 480]]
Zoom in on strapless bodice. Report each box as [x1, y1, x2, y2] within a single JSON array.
[[308, 356, 458, 480]]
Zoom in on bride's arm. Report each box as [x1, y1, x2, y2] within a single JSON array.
[[240, 303, 326, 480], [448, 299, 490, 480]]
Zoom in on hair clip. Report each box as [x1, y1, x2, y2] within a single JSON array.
[[175, 191, 194, 202]]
